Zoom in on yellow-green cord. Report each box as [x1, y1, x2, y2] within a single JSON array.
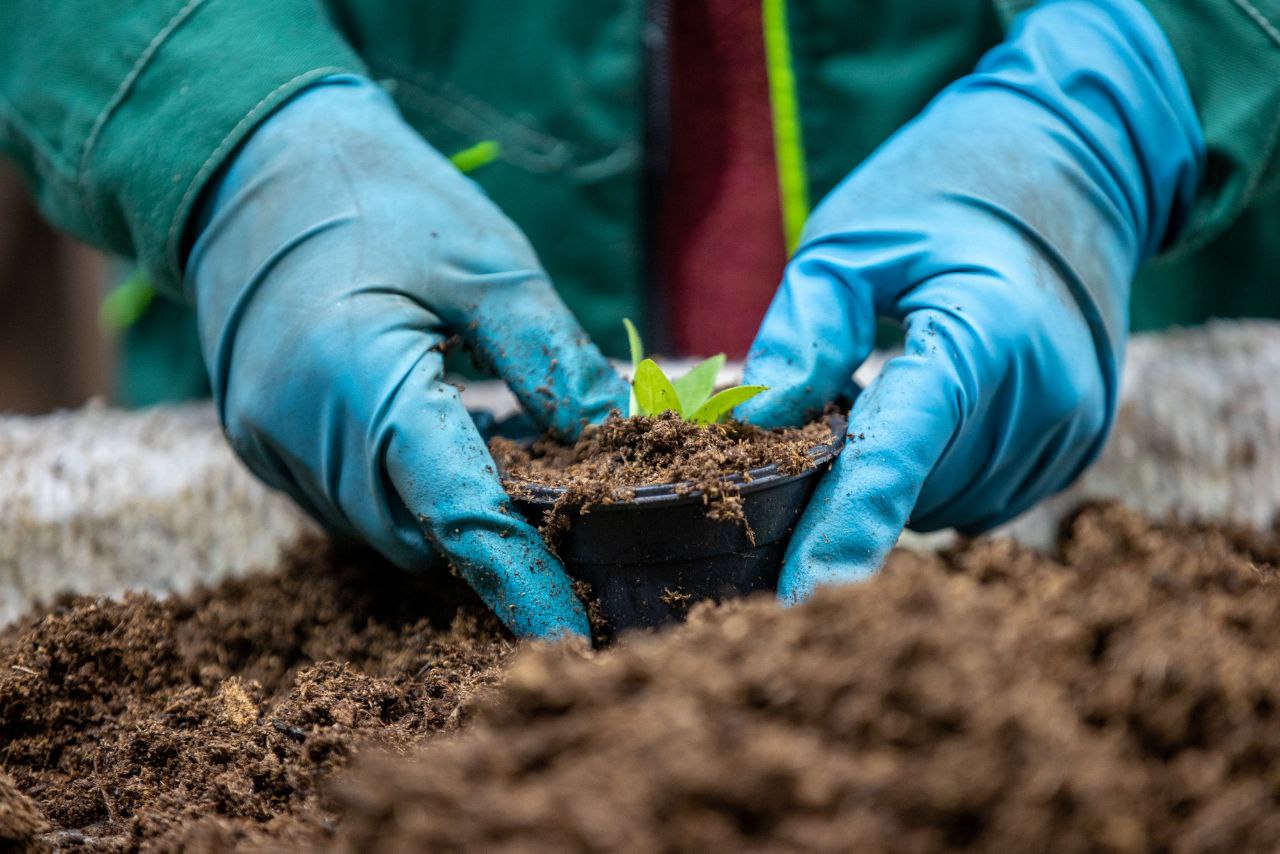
[[99, 270, 155, 333], [448, 140, 501, 174], [762, 0, 810, 254]]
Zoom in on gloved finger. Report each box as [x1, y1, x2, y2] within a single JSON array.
[[383, 355, 590, 639], [467, 409, 500, 441], [464, 277, 629, 440], [408, 158, 628, 440], [776, 308, 966, 602], [738, 247, 878, 428], [245, 82, 629, 444]]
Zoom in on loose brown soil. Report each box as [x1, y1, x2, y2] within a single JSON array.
[[490, 412, 832, 526], [0, 773, 47, 852], [5, 504, 1280, 851], [0, 540, 514, 851], [331, 505, 1280, 853]]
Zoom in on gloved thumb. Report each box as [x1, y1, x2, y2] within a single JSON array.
[[776, 320, 962, 601], [738, 250, 876, 428]]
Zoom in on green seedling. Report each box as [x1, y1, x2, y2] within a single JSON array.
[[622, 318, 767, 425]]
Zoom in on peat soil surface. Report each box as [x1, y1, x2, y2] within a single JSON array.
[[4, 504, 1280, 851]]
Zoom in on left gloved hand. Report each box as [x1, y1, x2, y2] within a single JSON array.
[[738, 0, 1203, 600], [185, 76, 627, 638]]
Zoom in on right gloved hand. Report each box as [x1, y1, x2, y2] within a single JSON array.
[[185, 75, 628, 639], [738, 0, 1203, 599]]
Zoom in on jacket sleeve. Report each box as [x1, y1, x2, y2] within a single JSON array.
[[997, 0, 1280, 252], [0, 0, 366, 297]]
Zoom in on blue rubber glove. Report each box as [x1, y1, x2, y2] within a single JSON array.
[[739, 0, 1204, 601], [185, 76, 627, 638]]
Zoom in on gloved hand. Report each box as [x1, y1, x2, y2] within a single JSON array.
[[185, 75, 627, 638], [739, 0, 1204, 600]]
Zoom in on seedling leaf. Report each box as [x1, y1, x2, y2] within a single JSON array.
[[672, 354, 725, 415], [618, 319, 763, 427], [689, 385, 768, 425], [623, 317, 644, 417], [633, 359, 682, 417], [622, 317, 644, 370]]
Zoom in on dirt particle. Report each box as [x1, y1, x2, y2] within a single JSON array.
[[659, 587, 693, 610], [571, 579, 608, 644], [215, 677, 259, 730]]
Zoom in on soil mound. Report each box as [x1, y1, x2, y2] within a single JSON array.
[[6, 504, 1280, 851], [330, 505, 1280, 853], [490, 413, 831, 523], [0, 773, 47, 853], [0, 539, 511, 851]]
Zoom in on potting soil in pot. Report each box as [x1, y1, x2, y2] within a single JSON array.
[[489, 412, 834, 524], [491, 412, 843, 638], [4, 504, 1280, 851]]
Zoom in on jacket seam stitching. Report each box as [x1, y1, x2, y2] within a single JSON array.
[[163, 66, 351, 288], [1228, 0, 1280, 207], [78, 0, 209, 242], [0, 95, 77, 179], [1231, 0, 1280, 48], [1170, 0, 1280, 252]]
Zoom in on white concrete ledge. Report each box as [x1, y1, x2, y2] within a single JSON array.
[[3, 320, 1278, 623], [993, 320, 1280, 549], [0, 402, 315, 624]]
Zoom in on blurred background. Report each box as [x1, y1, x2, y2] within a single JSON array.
[[0, 161, 113, 413], [0, 160, 213, 414]]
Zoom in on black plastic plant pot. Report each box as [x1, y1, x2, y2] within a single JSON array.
[[511, 417, 846, 639]]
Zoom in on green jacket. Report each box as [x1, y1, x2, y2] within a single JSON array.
[[3, 1, 1279, 403]]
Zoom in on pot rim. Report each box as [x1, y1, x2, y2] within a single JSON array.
[[508, 415, 847, 509]]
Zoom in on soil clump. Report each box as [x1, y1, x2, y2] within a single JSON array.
[[489, 412, 832, 526], [0, 773, 47, 852]]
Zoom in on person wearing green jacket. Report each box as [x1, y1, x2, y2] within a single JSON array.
[[2, 0, 1278, 638]]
